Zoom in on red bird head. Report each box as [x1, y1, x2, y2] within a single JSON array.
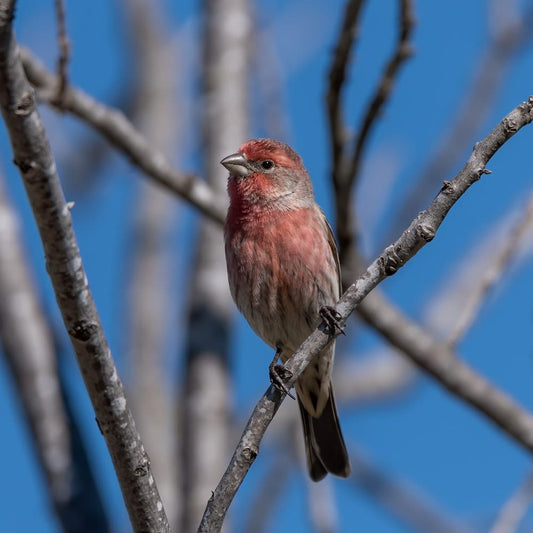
[[221, 138, 315, 212]]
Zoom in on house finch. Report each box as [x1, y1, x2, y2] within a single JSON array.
[[222, 138, 351, 481]]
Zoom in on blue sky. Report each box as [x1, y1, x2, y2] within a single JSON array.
[[1, 1, 533, 532]]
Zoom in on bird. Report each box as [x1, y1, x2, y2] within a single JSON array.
[[221, 138, 351, 481]]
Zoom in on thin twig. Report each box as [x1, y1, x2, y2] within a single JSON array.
[[53, 0, 70, 106], [327, 0, 415, 282], [447, 195, 533, 347], [423, 194, 533, 342], [347, 0, 414, 187], [198, 97, 533, 532], [19, 48, 226, 225], [490, 469, 533, 533], [19, 17, 533, 471], [326, 0, 366, 176], [385, 1, 533, 243], [0, 3, 169, 531], [14, 24, 533, 533]]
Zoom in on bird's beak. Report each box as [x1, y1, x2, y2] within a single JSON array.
[[220, 152, 251, 178]]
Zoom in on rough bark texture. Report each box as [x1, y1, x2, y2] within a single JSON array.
[[199, 96, 533, 532], [0, 174, 110, 532], [0, 3, 169, 531]]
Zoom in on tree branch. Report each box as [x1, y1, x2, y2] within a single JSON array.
[[350, 447, 473, 533], [334, 351, 415, 405], [19, 47, 226, 225], [446, 195, 533, 347], [358, 290, 533, 449], [490, 469, 533, 533], [0, 171, 110, 531], [53, 0, 69, 106], [328, 0, 415, 282], [181, 0, 250, 529], [121, 0, 181, 526], [346, 0, 414, 187], [243, 453, 292, 533], [385, 1, 533, 243], [0, 3, 169, 531], [198, 97, 533, 532], [307, 478, 339, 533], [326, 0, 365, 184]]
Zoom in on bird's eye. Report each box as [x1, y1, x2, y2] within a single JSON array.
[[261, 160, 274, 170]]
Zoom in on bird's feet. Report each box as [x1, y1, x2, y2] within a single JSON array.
[[319, 306, 345, 336], [269, 345, 295, 400]]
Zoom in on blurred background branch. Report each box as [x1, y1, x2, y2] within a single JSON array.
[[20, 48, 227, 224], [490, 469, 533, 533], [120, 0, 181, 527], [445, 195, 533, 348], [385, 0, 533, 243], [0, 170, 110, 532], [181, 0, 250, 530], [0, 1, 169, 529], [1, 1, 533, 532], [349, 447, 474, 533]]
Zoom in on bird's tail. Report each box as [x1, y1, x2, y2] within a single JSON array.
[[298, 386, 351, 482]]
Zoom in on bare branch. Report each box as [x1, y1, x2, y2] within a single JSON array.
[[53, 0, 70, 106], [198, 384, 286, 532], [0, 171, 110, 531], [307, 478, 339, 533], [386, 1, 533, 242], [0, 174, 69, 518], [334, 350, 415, 405], [350, 447, 473, 533], [243, 453, 292, 533], [326, 0, 368, 284], [19, 48, 226, 224], [446, 195, 533, 347], [347, 0, 414, 187], [0, 3, 169, 531], [198, 98, 533, 532], [326, 0, 365, 181], [120, 0, 181, 526], [327, 0, 415, 282], [423, 193, 533, 342], [358, 287, 533, 447], [182, 0, 250, 529], [490, 470, 533, 533]]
